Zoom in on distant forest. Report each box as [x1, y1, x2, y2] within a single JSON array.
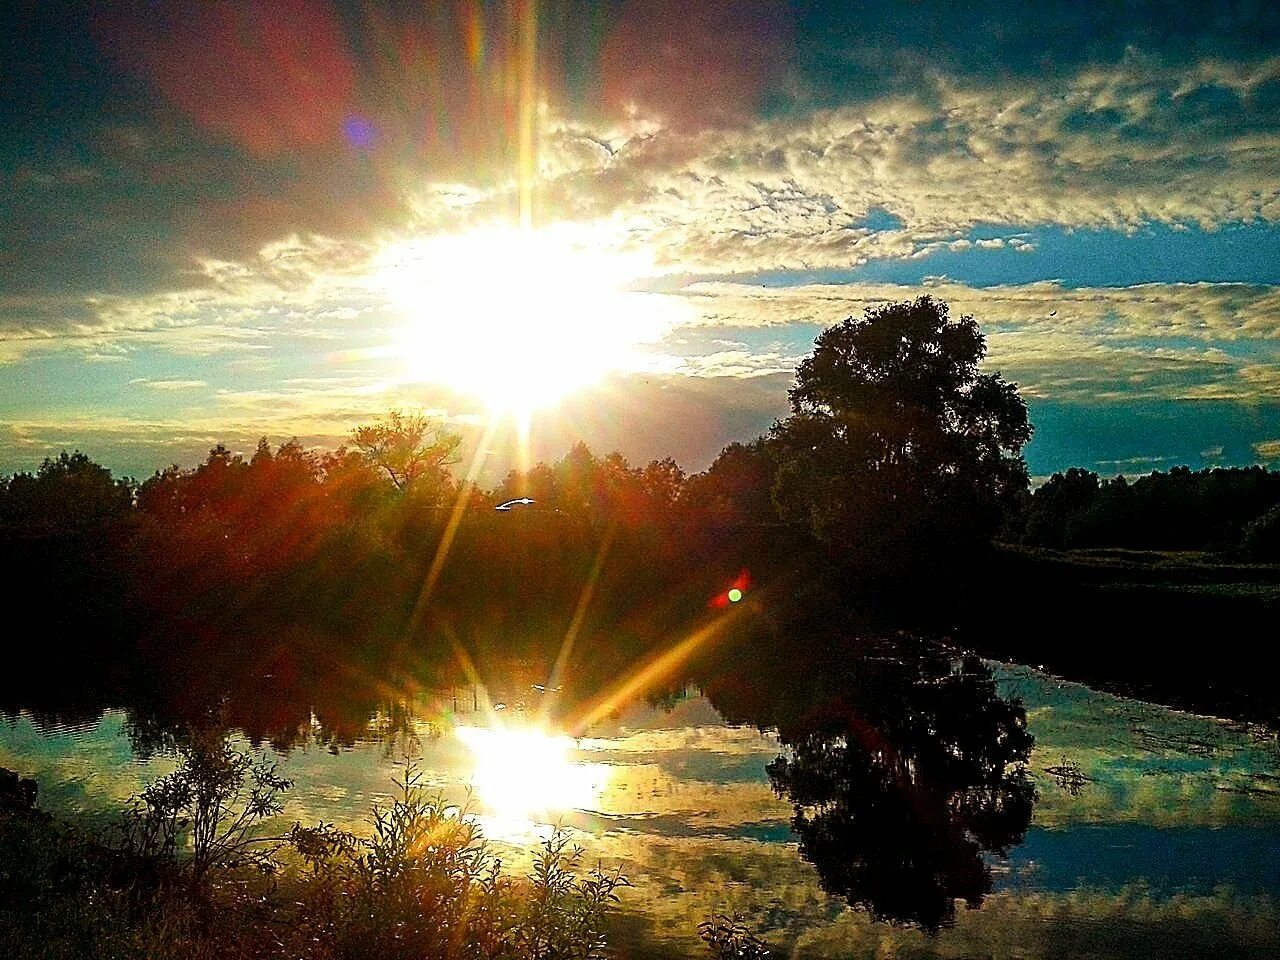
[[1015, 464, 1280, 557], [3, 433, 1278, 651], [5, 442, 1280, 561]]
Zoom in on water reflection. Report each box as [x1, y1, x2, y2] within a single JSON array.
[[680, 634, 1035, 929], [9, 615, 1280, 955], [455, 723, 611, 841], [771, 655, 1033, 928], [1, 618, 1042, 929]]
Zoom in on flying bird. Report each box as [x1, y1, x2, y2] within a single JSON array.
[[495, 497, 536, 511]]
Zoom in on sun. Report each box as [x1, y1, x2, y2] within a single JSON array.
[[377, 222, 682, 417]]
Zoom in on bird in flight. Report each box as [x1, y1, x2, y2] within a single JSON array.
[[495, 497, 536, 511]]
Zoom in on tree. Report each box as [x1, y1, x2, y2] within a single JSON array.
[[681, 440, 777, 528], [350, 410, 462, 497], [1241, 503, 1280, 561], [771, 296, 1031, 580], [121, 732, 293, 894], [0, 450, 133, 529]]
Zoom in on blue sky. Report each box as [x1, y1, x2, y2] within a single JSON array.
[[3, 1, 1280, 480]]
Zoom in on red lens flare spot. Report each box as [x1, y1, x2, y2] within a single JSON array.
[[710, 570, 751, 608]]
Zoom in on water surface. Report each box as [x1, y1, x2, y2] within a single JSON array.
[[4, 651, 1278, 958]]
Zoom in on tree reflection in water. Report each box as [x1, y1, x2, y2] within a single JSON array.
[[4, 614, 1035, 932], [703, 637, 1035, 930]]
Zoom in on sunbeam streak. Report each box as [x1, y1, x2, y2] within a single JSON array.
[[538, 525, 615, 725], [404, 414, 503, 641], [567, 599, 755, 735]]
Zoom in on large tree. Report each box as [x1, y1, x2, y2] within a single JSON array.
[[771, 296, 1031, 580]]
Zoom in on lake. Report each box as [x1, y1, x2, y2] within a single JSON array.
[[3, 636, 1279, 958]]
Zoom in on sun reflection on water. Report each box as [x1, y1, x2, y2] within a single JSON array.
[[454, 723, 611, 841]]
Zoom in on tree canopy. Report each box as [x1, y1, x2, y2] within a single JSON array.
[[349, 410, 461, 498], [771, 296, 1032, 579]]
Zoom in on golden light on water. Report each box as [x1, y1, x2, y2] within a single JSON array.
[[455, 722, 611, 840], [378, 223, 686, 418]]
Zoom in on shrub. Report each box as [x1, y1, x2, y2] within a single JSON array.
[[120, 732, 292, 894], [698, 914, 771, 960], [289, 763, 627, 960]]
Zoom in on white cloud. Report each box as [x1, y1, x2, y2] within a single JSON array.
[[1253, 439, 1280, 460], [532, 57, 1280, 273], [651, 278, 1280, 403], [129, 378, 208, 391]]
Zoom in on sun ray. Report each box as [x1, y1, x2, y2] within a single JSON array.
[[516, 0, 538, 231], [565, 599, 754, 735], [538, 525, 615, 724], [404, 413, 502, 642]]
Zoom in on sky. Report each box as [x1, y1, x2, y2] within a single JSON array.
[[4, 0, 1280, 482]]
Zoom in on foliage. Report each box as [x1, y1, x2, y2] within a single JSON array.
[[350, 409, 462, 497], [679, 440, 777, 529], [770, 296, 1031, 581], [0, 450, 133, 530], [290, 763, 627, 960], [698, 914, 771, 960], [121, 733, 292, 892], [760, 647, 1036, 930], [1241, 503, 1280, 561], [2, 752, 628, 960], [494, 441, 686, 527], [1018, 464, 1280, 551]]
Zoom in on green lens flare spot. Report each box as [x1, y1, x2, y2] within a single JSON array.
[[727, 588, 743, 603]]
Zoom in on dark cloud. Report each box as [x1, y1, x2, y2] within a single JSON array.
[[601, 0, 794, 130], [97, 2, 358, 158], [785, 0, 1280, 107]]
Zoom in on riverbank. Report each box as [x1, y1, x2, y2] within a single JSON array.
[[967, 545, 1280, 726]]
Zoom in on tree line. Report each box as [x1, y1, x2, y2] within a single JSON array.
[[3, 295, 1278, 669], [1013, 464, 1280, 558]]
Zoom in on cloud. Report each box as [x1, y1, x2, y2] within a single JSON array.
[[6, 3, 1280, 483], [535, 57, 1280, 275], [654, 278, 1280, 403], [9, 3, 1280, 304], [129, 378, 207, 391], [0, 231, 389, 364], [1253, 439, 1280, 461]]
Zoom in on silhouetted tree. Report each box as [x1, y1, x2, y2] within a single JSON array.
[[1019, 464, 1280, 551], [680, 440, 778, 529], [0, 450, 133, 530], [770, 297, 1031, 584], [1020, 467, 1101, 547], [1241, 504, 1280, 561], [350, 410, 461, 498]]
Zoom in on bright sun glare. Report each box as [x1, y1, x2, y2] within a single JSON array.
[[379, 223, 682, 417], [455, 723, 609, 840]]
